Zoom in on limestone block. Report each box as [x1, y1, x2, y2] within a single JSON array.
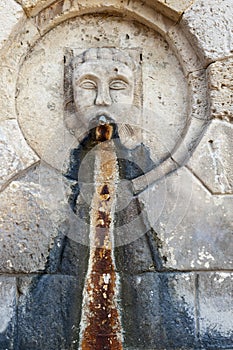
[[207, 58, 233, 123], [198, 272, 233, 348], [0, 0, 23, 51], [115, 235, 155, 274], [188, 120, 233, 194], [166, 25, 204, 75], [0, 20, 40, 121], [148, 0, 195, 21], [16, 0, 55, 16], [1, 16, 39, 68], [145, 167, 233, 270], [0, 65, 18, 121], [141, 31, 189, 161], [17, 275, 81, 349], [44, 229, 90, 277], [0, 164, 69, 273], [181, 0, 233, 64], [0, 120, 39, 191], [18, 0, 193, 21], [32, 0, 173, 36], [0, 277, 17, 350], [188, 69, 208, 120], [121, 272, 196, 349]]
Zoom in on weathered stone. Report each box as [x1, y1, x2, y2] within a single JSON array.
[[0, 164, 70, 273], [1, 16, 39, 65], [17, 0, 193, 21], [0, 19, 40, 121], [16, 0, 55, 16], [0, 1, 232, 348], [148, 0, 195, 21], [115, 235, 156, 274], [17, 274, 82, 350], [0, 119, 39, 191], [0, 0, 23, 51], [0, 65, 18, 121], [120, 272, 196, 349], [141, 38, 189, 161], [32, 0, 173, 35], [146, 167, 233, 270], [188, 69, 208, 120], [166, 25, 204, 75], [46, 232, 89, 278], [208, 58, 233, 123], [181, 0, 233, 64], [16, 14, 189, 168], [198, 272, 233, 348], [188, 120, 233, 194], [0, 277, 17, 350]]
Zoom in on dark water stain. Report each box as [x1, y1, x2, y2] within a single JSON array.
[[12, 124, 231, 349], [14, 126, 167, 349]]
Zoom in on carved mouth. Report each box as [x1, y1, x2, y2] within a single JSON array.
[[89, 113, 115, 128]]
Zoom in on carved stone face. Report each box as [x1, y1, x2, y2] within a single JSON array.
[[72, 59, 134, 127]]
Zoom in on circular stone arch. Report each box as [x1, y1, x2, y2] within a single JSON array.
[[2, 0, 209, 190]]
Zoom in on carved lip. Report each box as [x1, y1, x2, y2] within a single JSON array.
[[98, 115, 109, 125]]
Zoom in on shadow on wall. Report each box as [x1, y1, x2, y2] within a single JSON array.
[[13, 245, 233, 350], [14, 238, 198, 350], [120, 272, 196, 350], [16, 237, 89, 350], [5, 234, 232, 350]]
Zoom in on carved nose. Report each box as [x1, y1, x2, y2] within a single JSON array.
[[95, 86, 112, 106]]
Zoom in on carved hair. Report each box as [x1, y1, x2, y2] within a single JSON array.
[[72, 47, 136, 71]]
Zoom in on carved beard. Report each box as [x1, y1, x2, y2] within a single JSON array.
[[65, 115, 143, 149], [64, 105, 143, 149], [118, 123, 143, 149], [68, 123, 143, 151]]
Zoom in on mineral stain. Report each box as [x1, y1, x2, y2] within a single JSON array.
[[79, 123, 123, 350]]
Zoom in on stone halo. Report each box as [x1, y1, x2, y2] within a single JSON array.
[[14, 1, 208, 177]]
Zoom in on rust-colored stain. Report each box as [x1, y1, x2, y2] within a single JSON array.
[[95, 124, 114, 143], [79, 123, 123, 350]]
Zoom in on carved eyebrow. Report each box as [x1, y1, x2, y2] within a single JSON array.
[[112, 74, 130, 84], [75, 74, 98, 84]]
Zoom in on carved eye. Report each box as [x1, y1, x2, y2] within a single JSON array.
[[109, 80, 128, 90], [79, 80, 97, 90]]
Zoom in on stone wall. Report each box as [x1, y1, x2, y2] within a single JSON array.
[[0, 1, 232, 349]]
